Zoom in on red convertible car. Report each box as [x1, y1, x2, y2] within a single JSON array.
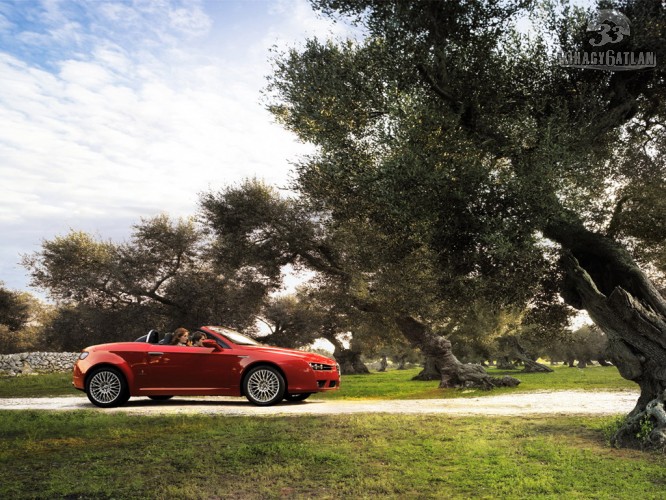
[[72, 326, 340, 408]]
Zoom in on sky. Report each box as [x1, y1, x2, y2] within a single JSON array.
[[0, 0, 361, 294]]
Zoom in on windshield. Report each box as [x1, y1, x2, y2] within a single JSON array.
[[207, 326, 261, 346]]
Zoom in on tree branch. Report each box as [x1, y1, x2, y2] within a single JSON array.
[[606, 195, 631, 239], [416, 63, 462, 113]]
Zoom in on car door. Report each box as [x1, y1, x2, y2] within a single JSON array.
[[137, 344, 238, 393]]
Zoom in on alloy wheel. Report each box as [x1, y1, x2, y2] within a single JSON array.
[[245, 367, 284, 405], [88, 370, 123, 404]]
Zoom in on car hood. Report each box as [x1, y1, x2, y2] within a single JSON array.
[[84, 342, 136, 352], [241, 345, 336, 365]]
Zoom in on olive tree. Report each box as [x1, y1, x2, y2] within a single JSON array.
[[267, 0, 666, 448], [23, 214, 269, 348]]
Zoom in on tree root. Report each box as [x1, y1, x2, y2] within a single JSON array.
[[612, 390, 666, 451]]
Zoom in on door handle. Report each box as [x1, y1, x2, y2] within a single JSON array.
[[148, 352, 164, 356]]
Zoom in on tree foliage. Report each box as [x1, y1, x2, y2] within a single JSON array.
[[257, 294, 323, 348], [266, 0, 666, 446], [0, 285, 47, 354], [22, 214, 271, 348], [545, 324, 609, 367], [0, 283, 30, 333]]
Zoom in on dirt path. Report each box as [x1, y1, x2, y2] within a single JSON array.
[[0, 390, 640, 416]]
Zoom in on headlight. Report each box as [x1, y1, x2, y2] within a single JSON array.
[[78, 352, 89, 360], [309, 362, 332, 371], [336, 363, 341, 373]]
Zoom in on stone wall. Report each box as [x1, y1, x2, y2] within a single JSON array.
[[0, 352, 79, 376]]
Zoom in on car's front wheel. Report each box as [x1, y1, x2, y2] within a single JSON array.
[[284, 393, 311, 402], [243, 366, 285, 406], [85, 367, 130, 408]]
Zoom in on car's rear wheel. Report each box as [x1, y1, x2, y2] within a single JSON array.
[[243, 366, 285, 406], [148, 395, 173, 401], [284, 393, 311, 402], [85, 367, 129, 408]]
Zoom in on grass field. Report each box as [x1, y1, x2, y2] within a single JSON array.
[[0, 364, 637, 399], [315, 365, 638, 400], [0, 365, 655, 498], [0, 411, 664, 499]]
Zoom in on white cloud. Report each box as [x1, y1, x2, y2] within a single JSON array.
[[264, 0, 364, 47], [0, 0, 361, 292], [169, 6, 212, 37], [98, 2, 140, 23], [0, 13, 14, 32]]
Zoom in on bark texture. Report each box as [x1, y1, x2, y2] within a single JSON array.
[[395, 316, 521, 389], [520, 358, 554, 373], [496, 357, 517, 370], [499, 336, 553, 373], [413, 355, 442, 381], [324, 336, 370, 375], [334, 346, 370, 375], [547, 218, 666, 450]]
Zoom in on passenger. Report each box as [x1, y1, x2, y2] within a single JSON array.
[[170, 327, 190, 346], [190, 332, 207, 347]]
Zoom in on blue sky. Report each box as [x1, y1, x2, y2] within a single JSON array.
[[0, 0, 360, 294]]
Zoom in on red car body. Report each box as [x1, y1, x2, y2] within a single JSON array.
[[73, 326, 340, 407]]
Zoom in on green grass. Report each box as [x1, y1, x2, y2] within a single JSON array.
[[0, 373, 79, 398], [0, 411, 664, 499], [0, 364, 637, 399], [313, 364, 637, 400], [0, 367, 650, 498]]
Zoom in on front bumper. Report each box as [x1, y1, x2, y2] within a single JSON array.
[[72, 364, 84, 390], [288, 362, 340, 394]]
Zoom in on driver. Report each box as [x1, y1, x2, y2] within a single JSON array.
[[190, 332, 207, 347]]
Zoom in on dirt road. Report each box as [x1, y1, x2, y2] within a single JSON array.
[[0, 390, 640, 416]]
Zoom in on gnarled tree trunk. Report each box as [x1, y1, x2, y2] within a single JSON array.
[[334, 346, 370, 374], [496, 357, 517, 370], [323, 334, 370, 375], [413, 355, 442, 381], [499, 336, 553, 374], [520, 358, 554, 373], [546, 218, 666, 450], [395, 316, 521, 389]]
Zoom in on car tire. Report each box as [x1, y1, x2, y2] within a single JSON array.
[[243, 366, 285, 406], [85, 367, 130, 408], [148, 395, 174, 401], [284, 393, 311, 402]]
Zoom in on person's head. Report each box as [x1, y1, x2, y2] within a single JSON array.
[[191, 332, 206, 346], [171, 327, 190, 345]]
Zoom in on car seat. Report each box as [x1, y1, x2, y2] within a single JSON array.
[[135, 329, 160, 343], [158, 332, 173, 345]]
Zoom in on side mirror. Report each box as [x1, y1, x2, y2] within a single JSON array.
[[202, 339, 222, 351]]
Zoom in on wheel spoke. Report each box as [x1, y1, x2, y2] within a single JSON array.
[[89, 371, 121, 404], [247, 369, 280, 403]]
